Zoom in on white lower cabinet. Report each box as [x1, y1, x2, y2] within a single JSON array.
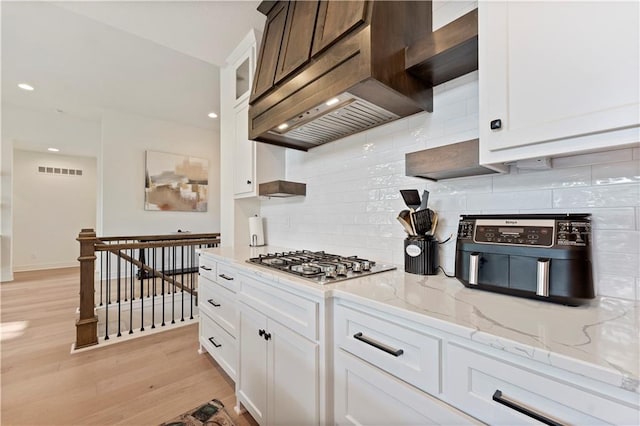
[[333, 300, 478, 425], [335, 349, 477, 425], [446, 341, 640, 425], [237, 300, 320, 426], [198, 256, 239, 382]]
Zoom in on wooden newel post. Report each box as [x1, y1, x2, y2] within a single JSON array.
[[75, 228, 99, 349]]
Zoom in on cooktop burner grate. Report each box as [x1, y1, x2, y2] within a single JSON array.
[[247, 250, 396, 283]]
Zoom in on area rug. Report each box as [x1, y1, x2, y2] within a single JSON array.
[[160, 398, 236, 426]]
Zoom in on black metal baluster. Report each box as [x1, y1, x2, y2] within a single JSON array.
[[123, 241, 127, 302], [140, 247, 145, 332], [171, 246, 176, 324], [145, 248, 150, 297], [190, 245, 194, 320], [105, 250, 110, 340], [151, 247, 156, 329], [99, 252, 103, 306], [129, 247, 133, 335], [161, 247, 165, 327], [117, 249, 122, 337], [181, 245, 185, 322]]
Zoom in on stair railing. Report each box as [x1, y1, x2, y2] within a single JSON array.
[[75, 228, 220, 349]]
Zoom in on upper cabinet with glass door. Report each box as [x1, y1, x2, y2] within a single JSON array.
[[229, 32, 256, 108]]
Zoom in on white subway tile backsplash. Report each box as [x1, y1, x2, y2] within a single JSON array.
[[426, 175, 493, 195], [466, 190, 552, 210], [593, 251, 640, 277], [596, 275, 637, 300], [553, 184, 640, 208], [262, 69, 638, 301], [593, 230, 640, 253], [493, 167, 590, 192], [592, 161, 640, 186]]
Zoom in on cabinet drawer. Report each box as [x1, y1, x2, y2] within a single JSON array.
[[200, 311, 237, 381], [446, 342, 640, 425], [198, 255, 217, 282], [199, 278, 237, 337], [335, 349, 478, 426], [239, 275, 318, 341], [334, 302, 442, 395]]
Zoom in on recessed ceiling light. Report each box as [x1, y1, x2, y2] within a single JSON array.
[[207, 112, 218, 119], [47, 148, 60, 152], [18, 83, 34, 91], [277, 123, 289, 130], [325, 97, 340, 106]]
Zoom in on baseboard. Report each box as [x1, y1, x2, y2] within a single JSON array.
[[13, 262, 78, 272]]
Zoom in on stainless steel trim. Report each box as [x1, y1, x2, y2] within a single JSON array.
[[469, 252, 479, 285], [270, 93, 399, 145], [536, 258, 550, 297]]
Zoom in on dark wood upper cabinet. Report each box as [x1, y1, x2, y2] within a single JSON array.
[[311, 0, 368, 57], [251, 1, 289, 102], [274, 1, 320, 84]]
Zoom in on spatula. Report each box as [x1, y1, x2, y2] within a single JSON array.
[[400, 189, 421, 212]]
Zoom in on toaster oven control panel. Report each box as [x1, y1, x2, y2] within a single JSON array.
[[474, 219, 555, 247], [457, 217, 591, 247]]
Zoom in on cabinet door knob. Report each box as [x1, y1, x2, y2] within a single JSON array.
[[258, 329, 265, 337], [490, 119, 502, 130], [264, 332, 271, 341], [247, 180, 252, 185]]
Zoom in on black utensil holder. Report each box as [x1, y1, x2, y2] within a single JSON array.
[[404, 236, 438, 275]]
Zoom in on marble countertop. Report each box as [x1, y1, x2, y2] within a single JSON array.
[[199, 245, 640, 394]]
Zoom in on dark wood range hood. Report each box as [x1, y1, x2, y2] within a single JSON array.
[[248, 0, 434, 151]]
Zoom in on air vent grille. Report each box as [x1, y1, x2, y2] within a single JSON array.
[[277, 96, 399, 145], [38, 166, 83, 176]]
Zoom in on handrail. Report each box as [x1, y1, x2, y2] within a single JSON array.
[[95, 238, 220, 251], [98, 232, 220, 242], [75, 228, 220, 350]]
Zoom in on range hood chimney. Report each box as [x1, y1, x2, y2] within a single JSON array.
[[248, 1, 434, 151]]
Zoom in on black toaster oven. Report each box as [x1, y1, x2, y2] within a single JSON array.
[[455, 214, 594, 306]]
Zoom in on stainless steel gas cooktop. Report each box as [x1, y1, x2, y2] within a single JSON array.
[[247, 250, 396, 284]]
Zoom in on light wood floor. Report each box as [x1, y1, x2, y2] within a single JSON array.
[[1, 267, 258, 426]]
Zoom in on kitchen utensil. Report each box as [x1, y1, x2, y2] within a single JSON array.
[[411, 209, 433, 235], [397, 210, 416, 236], [400, 189, 421, 211], [419, 190, 430, 211], [427, 210, 438, 236]]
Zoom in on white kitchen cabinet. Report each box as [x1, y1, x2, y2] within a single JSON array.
[[198, 255, 239, 381], [335, 349, 477, 426], [479, 1, 640, 165], [237, 277, 321, 425], [446, 340, 640, 425], [333, 299, 477, 425], [227, 31, 285, 199]]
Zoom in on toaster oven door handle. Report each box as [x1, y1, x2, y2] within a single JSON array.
[[469, 252, 480, 285], [536, 258, 550, 297]]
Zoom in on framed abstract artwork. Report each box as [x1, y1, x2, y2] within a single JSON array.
[[144, 150, 209, 212]]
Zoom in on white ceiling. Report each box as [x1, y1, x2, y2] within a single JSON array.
[[1, 0, 264, 155]]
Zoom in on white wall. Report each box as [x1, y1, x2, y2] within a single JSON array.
[[1, 139, 13, 281], [100, 109, 220, 236], [13, 150, 96, 271], [1, 104, 102, 279]]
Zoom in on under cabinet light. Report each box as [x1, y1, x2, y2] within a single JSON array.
[[207, 112, 218, 118], [18, 83, 34, 91], [325, 97, 340, 106], [47, 148, 60, 152]]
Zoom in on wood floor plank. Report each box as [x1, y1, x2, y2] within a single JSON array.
[[1, 268, 257, 426]]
